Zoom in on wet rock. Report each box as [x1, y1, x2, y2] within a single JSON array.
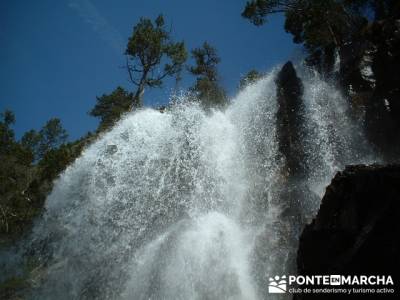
[[296, 164, 400, 299], [275, 61, 306, 177], [272, 61, 315, 281]]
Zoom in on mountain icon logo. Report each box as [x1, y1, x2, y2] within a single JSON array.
[[268, 275, 287, 293]]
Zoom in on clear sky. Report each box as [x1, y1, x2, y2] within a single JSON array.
[[0, 0, 298, 140]]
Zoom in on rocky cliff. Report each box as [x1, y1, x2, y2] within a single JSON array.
[[296, 164, 400, 299], [276, 61, 305, 178], [340, 17, 400, 161]]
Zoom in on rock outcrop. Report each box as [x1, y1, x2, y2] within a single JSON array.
[[271, 61, 316, 280], [335, 14, 400, 160], [276, 61, 305, 178], [275, 61, 319, 224], [296, 164, 400, 299], [305, 6, 400, 160]]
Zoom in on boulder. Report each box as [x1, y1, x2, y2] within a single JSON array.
[[296, 164, 400, 299]]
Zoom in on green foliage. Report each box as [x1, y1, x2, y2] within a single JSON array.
[[239, 69, 262, 89], [126, 14, 188, 105], [38, 118, 68, 154], [90, 87, 133, 131], [0, 111, 36, 237], [21, 129, 41, 160], [0, 111, 82, 240], [20, 118, 68, 161], [1, 110, 15, 127], [241, 0, 400, 79], [39, 142, 80, 181], [191, 77, 227, 108], [188, 42, 227, 108], [189, 42, 220, 81], [242, 0, 295, 26], [242, 0, 368, 51], [0, 110, 16, 154], [0, 110, 33, 165]]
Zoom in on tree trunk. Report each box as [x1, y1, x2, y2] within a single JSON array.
[[131, 70, 148, 109], [132, 83, 145, 108]]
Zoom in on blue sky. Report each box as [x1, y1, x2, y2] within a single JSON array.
[[0, 0, 297, 140]]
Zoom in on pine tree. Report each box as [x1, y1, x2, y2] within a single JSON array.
[[188, 42, 227, 108], [126, 14, 187, 106]]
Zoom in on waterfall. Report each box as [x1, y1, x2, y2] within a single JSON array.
[[8, 65, 376, 299]]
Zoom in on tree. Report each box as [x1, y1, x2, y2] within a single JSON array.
[[242, 0, 367, 54], [125, 14, 187, 107], [189, 42, 220, 82], [0, 110, 34, 235], [239, 69, 262, 89], [188, 42, 227, 108], [0, 110, 80, 237], [90, 87, 133, 131], [0, 110, 34, 164], [21, 130, 41, 160], [39, 143, 80, 181], [242, 0, 299, 26], [0, 110, 16, 154], [20, 118, 68, 161], [37, 118, 68, 158]]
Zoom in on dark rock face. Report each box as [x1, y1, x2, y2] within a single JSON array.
[[304, 7, 400, 160], [338, 16, 400, 160], [275, 61, 305, 178], [272, 61, 316, 279], [296, 165, 400, 299]]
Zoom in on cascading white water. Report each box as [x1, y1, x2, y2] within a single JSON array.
[[298, 68, 377, 210], [8, 65, 376, 299]]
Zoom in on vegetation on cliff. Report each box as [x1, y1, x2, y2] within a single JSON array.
[[0, 111, 88, 241], [242, 0, 400, 158]]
